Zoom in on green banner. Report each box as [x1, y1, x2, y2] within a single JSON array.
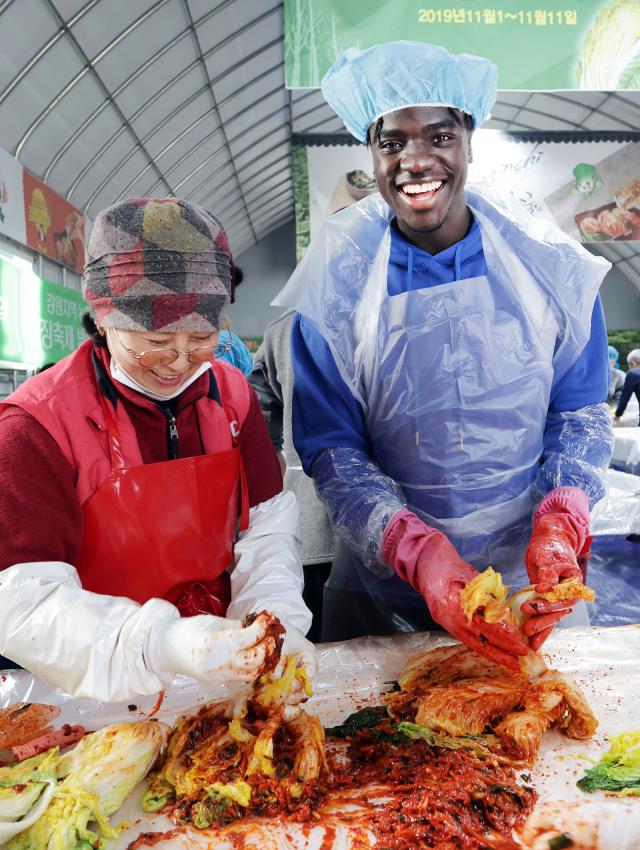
[[285, 0, 640, 90], [240, 336, 264, 354], [0, 255, 88, 368], [292, 145, 310, 260]]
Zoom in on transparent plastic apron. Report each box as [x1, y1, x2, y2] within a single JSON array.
[[294, 192, 603, 639], [322, 209, 564, 639]]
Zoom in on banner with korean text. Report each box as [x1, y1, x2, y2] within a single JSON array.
[[0, 254, 87, 368], [284, 0, 640, 91]]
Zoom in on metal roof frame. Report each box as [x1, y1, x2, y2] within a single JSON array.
[[21, 0, 174, 198], [70, 33, 283, 205]]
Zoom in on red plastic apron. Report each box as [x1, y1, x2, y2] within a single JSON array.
[[75, 387, 249, 617]]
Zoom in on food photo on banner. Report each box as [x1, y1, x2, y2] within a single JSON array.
[[22, 170, 85, 275], [469, 135, 640, 242], [285, 0, 640, 90]]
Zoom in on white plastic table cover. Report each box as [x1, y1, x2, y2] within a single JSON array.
[[591, 468, 640, 535], [2, 626, 640, 850], [611, 427, 640, 474], [617, 396, 639, 428]]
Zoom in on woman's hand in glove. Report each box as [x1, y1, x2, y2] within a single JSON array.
[[147, 613, 278, 684], [277, 625, 318, 720], [383, 510, 528, 672]]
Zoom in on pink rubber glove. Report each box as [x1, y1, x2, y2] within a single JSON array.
[[383, 510, 529, 672], [522, 487, 591, 650]]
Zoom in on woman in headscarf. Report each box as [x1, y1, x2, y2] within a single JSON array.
[[0, 197, 314, 704]]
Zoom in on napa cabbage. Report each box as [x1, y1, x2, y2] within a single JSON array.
[[577, 0, 640, 89]]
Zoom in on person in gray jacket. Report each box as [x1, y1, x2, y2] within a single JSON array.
[[249, 309, 335, 641], [607, 345, 626, 407]]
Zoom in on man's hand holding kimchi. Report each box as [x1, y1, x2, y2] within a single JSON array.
[[524, 487, 593, 649], [383, 510, 529, 671], [461, 566, 596, 664]]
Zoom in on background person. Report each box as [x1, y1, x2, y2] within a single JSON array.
[[217, 321, 254, 376], [249, 308, 335, 641], [289, 42, 613, 664], [607, 345, 626, 407], [217, 265, 254, 376], [0, 197, 314, 704], [614, 349, 640, 426]]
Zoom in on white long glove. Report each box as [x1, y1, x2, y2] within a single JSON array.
[[226, 491, 317, 715], [282, 625, 317, 685], [0, 492, 312, 703], [0, 562, 270, 702], [145, 614, 275, 684], [227, 490, 312, 636]]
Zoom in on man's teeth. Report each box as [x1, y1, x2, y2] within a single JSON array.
[[401, 180, 443, 195]]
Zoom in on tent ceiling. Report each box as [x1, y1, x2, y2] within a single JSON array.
[[0, 0, 639, 288], [595, 242, 640, 294]]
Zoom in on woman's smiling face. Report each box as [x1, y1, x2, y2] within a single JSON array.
[[107, 328, 219, 395]]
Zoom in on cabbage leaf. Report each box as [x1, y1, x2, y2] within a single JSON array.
[[577, 728, 640, 795], [8, 722, 164, 850]]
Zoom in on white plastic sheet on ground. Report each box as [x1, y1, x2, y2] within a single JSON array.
[[2, 626, 640, 849]]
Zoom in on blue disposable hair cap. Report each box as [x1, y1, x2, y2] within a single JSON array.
[[321, 41, 497, 143]]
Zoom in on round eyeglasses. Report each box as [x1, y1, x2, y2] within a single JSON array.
[[113, 329, 232, 368]]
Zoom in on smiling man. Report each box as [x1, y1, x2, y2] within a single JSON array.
[[289, 42, 614, 661]]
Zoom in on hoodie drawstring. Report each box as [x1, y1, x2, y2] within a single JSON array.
[[453, 242, 462, 281]]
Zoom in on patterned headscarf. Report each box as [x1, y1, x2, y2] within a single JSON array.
[[83, 197, 232, 332]]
